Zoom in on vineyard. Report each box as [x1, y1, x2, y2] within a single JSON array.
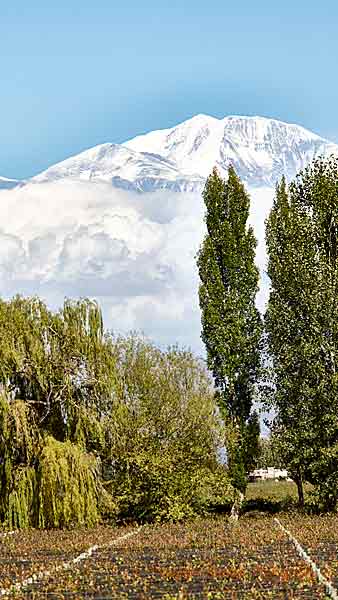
[[1, 512, 338, 598]]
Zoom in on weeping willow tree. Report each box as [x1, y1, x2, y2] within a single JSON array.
[[38, 436, 100, 528], [0, 396, 40, 528], [0, 297, 113, 528], [0, 296, 116, 442], [7, 467, 37, 529], [0, 395, 102, 528]]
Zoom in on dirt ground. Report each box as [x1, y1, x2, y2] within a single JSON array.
[[0, 514, 337, 598]]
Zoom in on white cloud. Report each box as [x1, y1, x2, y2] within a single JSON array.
[[0, 181, 274, 352]]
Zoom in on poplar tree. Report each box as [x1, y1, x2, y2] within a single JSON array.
[[265, 157, 338, 510], [197, 166, 262, 498]]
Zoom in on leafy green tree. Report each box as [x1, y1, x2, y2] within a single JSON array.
[[265, 157, 338, 510], [103, 335, 233, 521], [256, 435, 285, 470], [197, 167, 262, 499], [0, 297, 114, 527]]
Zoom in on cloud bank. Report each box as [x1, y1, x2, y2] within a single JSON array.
[[0, 180, 274, 353]]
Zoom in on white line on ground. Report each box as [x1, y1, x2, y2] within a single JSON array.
[[0, 531, 17, 539], [274, 517, 338, 600], [0, 527, 142, 597]]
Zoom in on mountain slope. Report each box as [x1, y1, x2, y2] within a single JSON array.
[[32, 143, 204, 193]]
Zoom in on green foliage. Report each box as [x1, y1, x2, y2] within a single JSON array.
[[38, 436, 100, 528], [7, 466, 37, 529], [244, 411, 261, 472], [0, 395, 102, 528], [197, 167, 262, 492], [0, 396, 40, 527], [0, 296, 116, 441], [265, 157, 338, 510]]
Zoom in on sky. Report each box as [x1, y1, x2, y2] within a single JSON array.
[[1, 0, 338, 180]]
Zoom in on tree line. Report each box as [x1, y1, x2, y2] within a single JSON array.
[[199, 156, 338, 513], [1, 155, 337, 528]]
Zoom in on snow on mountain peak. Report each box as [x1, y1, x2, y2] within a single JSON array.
[[125, 114, 337, 186], [221, 115, 322, 147]]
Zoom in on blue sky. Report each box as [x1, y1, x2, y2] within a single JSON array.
[[1, 0, 338, 179]]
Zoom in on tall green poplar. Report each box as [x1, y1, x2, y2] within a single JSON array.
[[265, 157, 338, 510], [197, 166, 262, 496]]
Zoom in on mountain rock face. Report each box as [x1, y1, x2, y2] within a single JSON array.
[[28, 115, 338, 192], [0, 176, 20, 190]]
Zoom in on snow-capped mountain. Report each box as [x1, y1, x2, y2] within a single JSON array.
[[0, 176, 20, 190], [29, 114, 338, 191], [125, 114, 338, 187], [1, 114, 338, 351]]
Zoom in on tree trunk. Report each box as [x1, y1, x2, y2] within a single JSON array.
[[295, 469, 304, 508], [230, 491, 244, 522]]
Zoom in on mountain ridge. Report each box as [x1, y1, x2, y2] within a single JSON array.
[[31, 142, 204, 193]]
